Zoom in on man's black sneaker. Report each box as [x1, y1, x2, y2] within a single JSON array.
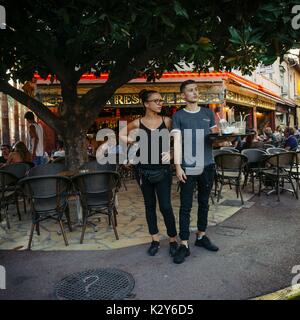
[[173, 244, 190, 264], [195, 235, 219, 252], [148, 241, 160, 256], [169, 241, 178, 257]]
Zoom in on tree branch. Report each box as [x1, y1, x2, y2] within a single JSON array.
[[0, 80, 62, 132], [79, 43, 175, 129]]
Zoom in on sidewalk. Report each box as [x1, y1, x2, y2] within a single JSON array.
[[0, 180, 255, 251], [1, 191, 299, 300]]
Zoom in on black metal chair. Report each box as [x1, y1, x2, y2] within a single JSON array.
[[2, 162, 32, 179], [2, 162, 32, 217], [214, 153, 248, 205], [290, 151, 300, 194], [241, 149, 267, 193], [266, 147, 287, 155], [212, 149, 236, 196], [79, 161, 117, 172], [259, 152, 297, 201], [262, 143, 275, 150], [0, 170, 20, 229], [72, 171, 120, 243], [28, 163, 67, 176], [18, 175, 72, 249], [220, 147, 240, 153]]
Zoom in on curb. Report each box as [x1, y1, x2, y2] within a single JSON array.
[[253, 285, 300, 300]]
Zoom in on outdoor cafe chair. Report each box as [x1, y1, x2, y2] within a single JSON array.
[[79, 161, 117, 172], [291, 151, 300, 192], [220, 147, 240, 153], [212, 149, 236, 196], [18, 175, 72, 249], [2, 162, 33, 216], [214, 153, 248, 205], [262, 143, 275, 150], [72, 171, 120, 243], [241, 149, 267, 193], [28, 162, 67, 176], [259, 152, 297, 202], [80, 161, 122, 191], [266, 147, 287, 155], [0, 170, 20, 229]]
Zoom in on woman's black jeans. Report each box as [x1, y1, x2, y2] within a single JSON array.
[[179, 164, 215, 241], [136, 166, 177, 238]]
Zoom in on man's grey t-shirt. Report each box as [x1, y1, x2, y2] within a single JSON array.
[[172, 107, 216, 174]]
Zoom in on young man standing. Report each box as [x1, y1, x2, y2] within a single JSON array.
[[24, 111, 44, 166], [172, 80, 219, 264]]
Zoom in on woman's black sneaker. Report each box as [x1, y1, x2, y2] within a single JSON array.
[[195, 235, 219, 251], [148, 241, 160, 256], [169, 241, 178, 257], [173, 244, 190, 264]]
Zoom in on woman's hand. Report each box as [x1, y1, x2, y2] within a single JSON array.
[[176, 166, 187, 183]]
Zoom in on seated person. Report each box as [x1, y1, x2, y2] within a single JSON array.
[[262, 127, 276, 144], [6, 141, 32, 164], [284, 127, 298, 151], [53, 140, 65, 158], [273, 125, 284, 146], [242, 130, 264, 150], [0, 144, 11, 167]]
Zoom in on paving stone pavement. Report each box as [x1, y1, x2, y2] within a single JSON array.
[[0, 179, 255, 251]]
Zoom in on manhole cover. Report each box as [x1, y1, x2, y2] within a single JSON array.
[[54, 268, 135, 300]]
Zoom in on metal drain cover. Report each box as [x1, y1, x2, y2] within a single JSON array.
[[55, 268, 135, 300]]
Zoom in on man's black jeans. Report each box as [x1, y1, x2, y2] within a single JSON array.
[[179, 164, 215, 241], [136, 167, 177, 238]]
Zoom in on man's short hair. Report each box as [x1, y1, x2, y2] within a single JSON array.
[[180, 79, 196, 93], [24, 111, 35, 121]]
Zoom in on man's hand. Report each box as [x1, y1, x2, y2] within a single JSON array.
[[176, 166, 187, 183]]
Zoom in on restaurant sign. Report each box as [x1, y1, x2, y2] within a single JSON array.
[[226, 91, 276, 110], [106, 92, 224, 106], [40, 91, 225, 108]]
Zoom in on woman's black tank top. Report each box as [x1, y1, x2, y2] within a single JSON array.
[[137, 117, 169, 169]]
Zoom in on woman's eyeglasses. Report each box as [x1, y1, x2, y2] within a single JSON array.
[[147, 99, 164, 105]]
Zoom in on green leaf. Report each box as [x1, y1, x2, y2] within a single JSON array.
[[229, 27, 242, 44], [161, 15, 175, 29], [174, 1, 189, 19], [81, 16, 98, 25]]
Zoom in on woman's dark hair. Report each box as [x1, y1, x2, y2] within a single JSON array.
[[139, 89, 159, 107], [57, 140, 64, 149], [14, 141, 31, 162]]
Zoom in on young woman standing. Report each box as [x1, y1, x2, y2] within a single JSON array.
[[120, 89, 178, 257]]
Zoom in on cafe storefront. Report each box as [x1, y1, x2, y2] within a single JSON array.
[[36, 71, 285, 151]]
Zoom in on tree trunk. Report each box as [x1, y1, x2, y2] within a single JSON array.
[[13, 83, 20, 143], [63, 129, 89, 171], [1, 93, 10, 145]]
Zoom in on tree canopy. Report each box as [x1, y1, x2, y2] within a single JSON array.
[[0, 0, 299, 168]]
